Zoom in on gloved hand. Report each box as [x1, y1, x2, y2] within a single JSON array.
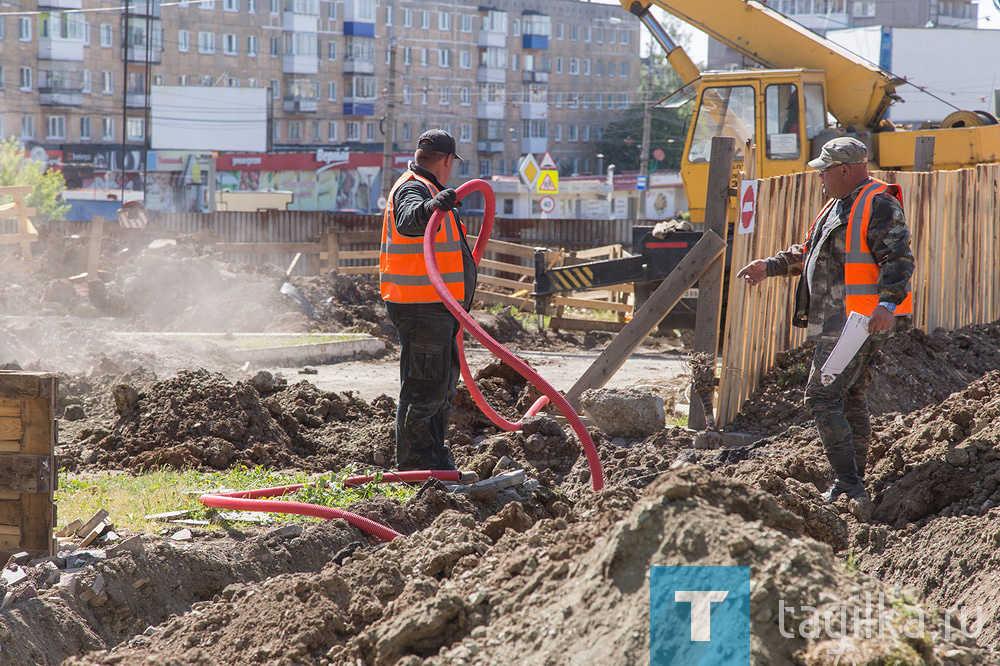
[[424, 188, 460, 214]]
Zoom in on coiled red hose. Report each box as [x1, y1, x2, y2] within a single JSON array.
[[199, 470, 461, 542], [425, 180, 605, 491]]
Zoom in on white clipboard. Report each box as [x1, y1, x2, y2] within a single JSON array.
[[820, 312, 870, 385]]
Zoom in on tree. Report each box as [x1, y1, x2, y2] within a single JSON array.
[[595, 50, 693, 173], [0, 137, 70, 220]]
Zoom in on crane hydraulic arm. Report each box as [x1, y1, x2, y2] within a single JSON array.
[[622, 0, 903, 129]]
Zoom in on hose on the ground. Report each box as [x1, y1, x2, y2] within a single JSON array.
[[424, 179, 604, 491], [199, 470, 462, 542]]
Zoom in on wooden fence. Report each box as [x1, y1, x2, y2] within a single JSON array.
[[717, 163, 1000, 427], [0, 186, 39, 267]]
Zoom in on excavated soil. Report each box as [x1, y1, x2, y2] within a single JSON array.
[[6, 229, 1000, 663]]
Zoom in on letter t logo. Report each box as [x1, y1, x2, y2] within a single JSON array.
[[674, 590, 729, 641]]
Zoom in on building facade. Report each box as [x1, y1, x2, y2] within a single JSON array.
[[0, 0, 641, 209]]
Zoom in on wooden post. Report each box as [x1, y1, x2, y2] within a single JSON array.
[[87, 216, 105, 280], [913, 136, 935, 172], [689, 136, 737, 431], [564, 231, 728, 409], [325, 230, 340, 275], [0, 373, 57, 560]]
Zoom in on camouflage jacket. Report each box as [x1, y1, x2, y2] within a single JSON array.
[[764, 178, 914, 340]]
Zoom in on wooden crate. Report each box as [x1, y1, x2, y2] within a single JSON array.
[[0, 372, 57, 561]]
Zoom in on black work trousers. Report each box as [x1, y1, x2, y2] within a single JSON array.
[[386, 301, 460, 470]]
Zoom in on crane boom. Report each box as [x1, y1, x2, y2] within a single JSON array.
[[623, 0, 903, 128]]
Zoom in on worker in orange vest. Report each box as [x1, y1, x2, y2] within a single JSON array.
[[379, 130, 476, 471], [737, 137, 914, 512]]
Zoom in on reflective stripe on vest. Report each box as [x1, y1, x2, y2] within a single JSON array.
[[842, 179, 913, 317], [379, 170, 467, 304]]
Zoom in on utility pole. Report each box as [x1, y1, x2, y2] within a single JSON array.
[[380, 34, 398, 205], [637, 48, 654, 221]]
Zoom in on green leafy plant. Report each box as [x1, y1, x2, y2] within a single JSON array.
[[0, 137, 69, 220]]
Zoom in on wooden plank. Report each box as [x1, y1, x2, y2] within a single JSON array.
[[0, 417, 22, 441], [478, 274, 530, 292], [0, 406, 18, 418], [0, 234, 39, 247], [913, 136, 935, 172], [0, 455, 52, 494], [466, 235, 542, 258], [477, 258, 535, 277], [326, 231, 339, 275], [564, 230, 727, 409], [689, 136, 736, 430], [0, 500, 20, 526], [475, 291, 534, 309], [16, 378, 56, 556], [0, 207, 37, 220], [547, 317, 626, 333], [0, 186, 34, 198], [572, 243, 624, 259], [87, 217, 105, 280], [551, 296, 632, 313], [338, 265, 379, 276], [213, 242, 323, 254], [337, 250, 380, 261]]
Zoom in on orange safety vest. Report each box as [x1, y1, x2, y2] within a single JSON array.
[[379, 170, 466, 304], [803, 178, 913, 317]]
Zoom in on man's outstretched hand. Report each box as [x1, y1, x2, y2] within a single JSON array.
[[736, 260, 767, 287]]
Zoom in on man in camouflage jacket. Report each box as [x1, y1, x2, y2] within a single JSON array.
[[737, 137, 914, 506]]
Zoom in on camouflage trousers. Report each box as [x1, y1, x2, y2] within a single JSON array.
[[804, 334, 886, 485]]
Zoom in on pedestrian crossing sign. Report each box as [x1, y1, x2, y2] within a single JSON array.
[[536, 170, 559, 194]]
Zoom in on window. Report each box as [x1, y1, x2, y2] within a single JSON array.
[[271, 37, 280, 57], [248, 0, 257, 13], [21, 116, 34, 139], [595, 93, 603, 109], [327, 41, 337, 60], [596, 61, 604, 77], [620, 62, 629, 77], [481, 47, 506, 69], [569, 58, 579, 75], [100, 23, 112, 47], [461, 14, 473, 32], [460, 123, 471, 142], [179, 74, 190, 86], [555, 57, 563, 74], [570, 25, 579, 41], [421, 10, 430, 29], [584, 59, 591, 76], [554, 91, 562, 107], [403, 8, 412, 27], [46, 116, 65, 140], [511, 54, 519, 72], [327, 120, 338, 141], [439, 48, 451, 67], [385, 5, 393, 25], [224, 0, 239, 10], [346, 36, 374, 62], [459, 50, 471, 69], [226, 77, 239, 87], [439, 11, 450, 30], [621, 30, 630, 45], [582, 126, 590, 142], [762, 83, 803, 160], [346, 121, 360, 140], [479, 159, 491, 177], [585, 26, 591, 42], [582, 93, 590, 109], [178, 30, 189, 52], [270, 0, 278, 12], [0, 18, 5, 41], [365, 121, 375, 141], [224, 33, 238, 55], [610, 29, 616, 44], [804, 84, 827, 139], [403, 85, 412, 104], [248, 78, 258, 87], [80, 117, 92, 140], [402, 46, 411, 66], [513, 19, 520, 36], [852, 1, 876, 17], [439, 87, 450, 105], [554, 124, 562, 141], [270, 79, 279, 97], [248, 35, 258, 56], [347, 75, 375, 99], [284, 32, 316, 56], [421, 47, 429, 66], [402, 122, 411, 142], [200, 75, 214, 86], [596, 28, 603, 44], [328, 81, 337, 100], [81, 70, 92, 93], [568, 125, 578, 142], [126, 117, 144, 141], [19, 66, 31, 91], [556, 23, 564, 39], [460, 87, 471, 105], [421, 87, 428, 105], [326, 0, 336, 19], [618, 93, 628, 108], [688, 86, 754, 162], [288, 120, 302, 140], [19, 17, 30, 41], [608, 60, 615, 77], [102, 117, 114, 140], [200, 0, 216, 9], [198, 32, 216, 54]]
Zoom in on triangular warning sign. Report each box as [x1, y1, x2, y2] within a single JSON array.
[[539, 151, 557, 170], [538, 173, 556, 192]]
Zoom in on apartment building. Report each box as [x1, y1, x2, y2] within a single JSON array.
[[706, 0, 981, 70], [0, 0, 641, 204]]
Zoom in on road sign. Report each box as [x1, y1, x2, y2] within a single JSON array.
[[738, 179, 758, 235], [536, 170, 559, 194], [377, 196, 388, 211], [539, 151, 557, 170], [636, 174, 647, 191], [518, 154, 540, 191], [539, 195, 556, 214]]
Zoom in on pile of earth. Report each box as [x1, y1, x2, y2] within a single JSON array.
[[726, 321, 1000, 435], [7, 466, 976, 665]]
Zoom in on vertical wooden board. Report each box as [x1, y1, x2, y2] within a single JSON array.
[[17, 383, 56, 555]]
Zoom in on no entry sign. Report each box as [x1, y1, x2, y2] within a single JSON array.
[[738, 180, 758, 235]]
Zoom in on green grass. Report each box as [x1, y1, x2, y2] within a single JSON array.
[[56, 465, 417, 534], [666, 413, 689, 428]]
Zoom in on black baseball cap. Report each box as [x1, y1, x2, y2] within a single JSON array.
[[417, 129, 464, 161]]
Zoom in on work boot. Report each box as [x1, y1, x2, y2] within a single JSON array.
[[822, 479, 868, 503], [434, 445, 457, 472], [855, 449, 869, 481]]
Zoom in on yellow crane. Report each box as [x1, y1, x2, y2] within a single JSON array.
[[622, 0, 1000, 221]]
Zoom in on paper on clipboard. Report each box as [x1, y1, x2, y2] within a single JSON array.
[[820, 312, 870, 385]]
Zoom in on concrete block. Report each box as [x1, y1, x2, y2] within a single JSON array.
[[579, 388, 665, 438]]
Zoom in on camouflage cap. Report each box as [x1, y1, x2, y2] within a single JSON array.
[[808, 137, 869, 170]]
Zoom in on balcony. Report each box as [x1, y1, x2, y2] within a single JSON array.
[[477, 140, 505, 153], [284, 97, 318, 113], [40, 87, 83, 107], [344, 21, 375, 37], [521, 136, 547, 154], [40, 37, 84, 61], [522, 34, 548, 50], [520, 102, 547, 120], [126, 91, 148, 108], [477, 30, 506, 48], [477, 67, 506, 84], [343, 101, 375, 116], [522, 71, 548, 84], [283, 54, 318, 75], [123, 0, 160, 17], [476, 102, 504, 120], [284, 11, 319, 33], [343, 59, 375, 75], [125, 45, 162, 64], [39, 0, 82, 9]]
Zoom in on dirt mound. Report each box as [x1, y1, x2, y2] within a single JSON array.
[[59, 467, 988, 665], [727, 321, 1000, 435], [287, 272, 397, 341]]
